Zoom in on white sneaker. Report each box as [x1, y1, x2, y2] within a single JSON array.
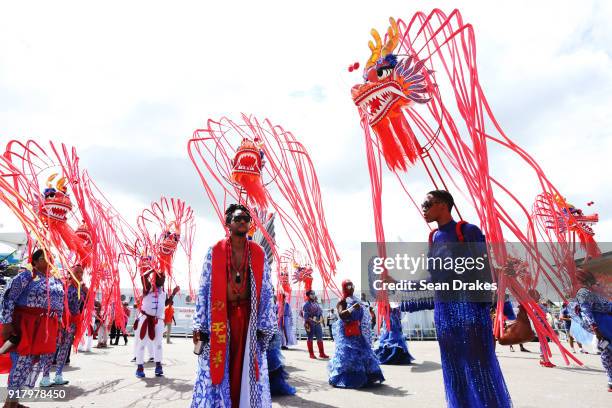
[[40, 376, 53, 387], [53, 374, 69, 385]]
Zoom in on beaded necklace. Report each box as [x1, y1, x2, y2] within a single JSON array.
[[226, 237, 250, 296]]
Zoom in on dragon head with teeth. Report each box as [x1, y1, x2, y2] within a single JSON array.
[[553, 195, 599, 237], [159, 225, 180, 256], [351, 17, 433, 171], [231, 138, 267, 206], [292, 263, 314, 300], [138, 255, 155, 276], [75, 222, 92, 246], [40, 175, 73, 223]]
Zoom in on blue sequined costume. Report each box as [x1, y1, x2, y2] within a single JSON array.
[[328, 296, 384, 388], [429, 220, 511, 408], [267, 330, 296, 396], [375, 307, 414, 365]]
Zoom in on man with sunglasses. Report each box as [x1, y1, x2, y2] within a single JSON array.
[[422, 190, 511, 408], [191, 204, 275, 408]]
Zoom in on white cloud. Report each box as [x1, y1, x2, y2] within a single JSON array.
[[1, 0, 611, 292]]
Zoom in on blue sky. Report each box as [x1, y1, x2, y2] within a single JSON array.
[[1, 0, 611, 288]]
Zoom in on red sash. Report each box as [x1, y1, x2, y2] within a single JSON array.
[[209, 238, 264, 385], [13, 307, 60, 355], [139, 312, 158, 340], [344, 320, 361, 337]]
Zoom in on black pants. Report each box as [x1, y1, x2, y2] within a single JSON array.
[[327, 324, 334, 341], [110, 324, 128, 345]]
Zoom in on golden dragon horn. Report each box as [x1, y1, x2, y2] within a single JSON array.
[[46, 173, 58, 188], [365, 28, 382, 70], [381, 17, 400, 56]]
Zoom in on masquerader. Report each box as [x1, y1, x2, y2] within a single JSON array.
[[302, 290, 328, 359], [191, 204, 275, 408], [328, 279, 384, 388], [40, 264, 88, 387], [0, 250, 64, 408]]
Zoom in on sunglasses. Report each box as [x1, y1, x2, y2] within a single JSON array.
[[232, 215, 252, 223], [421, 199, 440, 211]]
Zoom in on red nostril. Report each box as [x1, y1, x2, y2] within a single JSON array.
[[353, 62, 360, 70]]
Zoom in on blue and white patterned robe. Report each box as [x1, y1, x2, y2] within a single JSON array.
[[569, 287, 612, 385], [0, 269, 64, 390], [191, 247, 276, 408]]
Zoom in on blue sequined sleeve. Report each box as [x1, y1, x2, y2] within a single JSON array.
[[192, 248, 212, 333], [0, 270, 32, 324]]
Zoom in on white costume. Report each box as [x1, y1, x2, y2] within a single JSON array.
[[132, 310, 155, 359], [134, 287, 166, 365]]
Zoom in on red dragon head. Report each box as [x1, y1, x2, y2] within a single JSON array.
[[138, 255, 154, 276], [231, 138, 267, 206], [351, 17, 433, 171], [41, 175, 73, 222], [552, 195, 599, 237], [158, 223, 180, 256], [292, 263, 314, 295], [75, 222, 93, 247]]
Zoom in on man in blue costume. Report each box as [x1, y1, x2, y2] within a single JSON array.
[[191, 204, 276, 408], [422, 190, 511, 408], [302, 290, 328, 359]]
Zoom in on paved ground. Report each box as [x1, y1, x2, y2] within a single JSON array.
[[0, 338, 609, 407]]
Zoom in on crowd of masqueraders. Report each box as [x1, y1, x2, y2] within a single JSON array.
[[0, 194, 610, 408]]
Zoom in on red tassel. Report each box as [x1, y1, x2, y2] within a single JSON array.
[[232, 172, 268, 207], [373, 118, 408, 171]]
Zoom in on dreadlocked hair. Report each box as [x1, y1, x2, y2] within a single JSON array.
[[225, 203, 250, 225]]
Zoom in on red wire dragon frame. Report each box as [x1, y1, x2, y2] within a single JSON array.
[[187, 114, 340, 302], [135, 196, 195, 298], [530, 194, 602, 296], [350, 10, 600, 366], [0, 140, 128, 343]]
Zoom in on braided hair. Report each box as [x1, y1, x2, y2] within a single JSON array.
[[224, 203, 250, 225]]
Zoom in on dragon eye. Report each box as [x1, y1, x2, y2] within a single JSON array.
[[377, 67, 393, 79]]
